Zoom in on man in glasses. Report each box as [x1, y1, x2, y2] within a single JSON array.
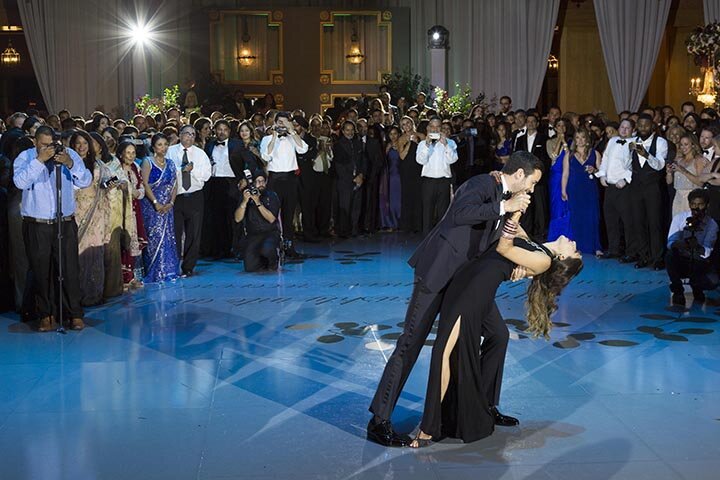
[[168, 125, 212, 277]]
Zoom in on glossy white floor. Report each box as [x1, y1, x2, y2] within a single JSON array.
[[0, 234, 718, 480]]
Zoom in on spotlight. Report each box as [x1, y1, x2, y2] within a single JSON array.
[[131, 23, 152, 46], [428, 25, 449, 49]]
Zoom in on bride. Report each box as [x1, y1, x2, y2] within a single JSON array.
[[411, 209, 583, 447]]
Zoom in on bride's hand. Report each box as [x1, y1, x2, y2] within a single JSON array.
[[510, 266, 531, 282]]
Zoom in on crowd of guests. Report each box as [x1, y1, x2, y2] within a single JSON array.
[[2, 86, 720, 329]]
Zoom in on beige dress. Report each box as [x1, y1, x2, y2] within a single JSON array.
[[75, 160, 111, 306], [103, 157, 130, 298], [672, 158, 703, 217]]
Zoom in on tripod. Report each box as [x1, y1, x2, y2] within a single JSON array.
[[54, 161, 67, 334]]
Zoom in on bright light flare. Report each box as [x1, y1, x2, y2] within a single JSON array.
[[432, 32, 440, 40], [131, 23, 152, 45]]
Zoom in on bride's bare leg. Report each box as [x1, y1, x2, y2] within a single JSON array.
[[410, 315, 462, 448]]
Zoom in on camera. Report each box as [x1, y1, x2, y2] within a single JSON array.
[[428, 132, 441, 141], [685, 216, 700, 232], [51, 142, 64, 155], [243, 169, 259, 196], [101, 176, 119, 189], [275, 126, 288, 136], [466, 128, 478, 137]]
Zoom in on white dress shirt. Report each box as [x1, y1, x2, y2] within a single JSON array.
[[526, 131, 538, 151], [211, 141, 235, 178], [597, 136, 633, 185], [167, 144, 212, 194], [703, 146, 715, 162], [260, 133, 308, 173], [632, 134, 667, 171], [416, 138, 458, 178], [312, 136, 333, 173]]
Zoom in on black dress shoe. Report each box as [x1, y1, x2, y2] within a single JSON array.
[[634, 260, 649, 269], [491, 407, 519, 426], [619, 255, 637, 264], [652, 260, 665, 271], [598, 252, 619, 260], [366, 418, 411, 447]]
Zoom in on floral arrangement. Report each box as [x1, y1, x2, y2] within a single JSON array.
[[433, 83, 490, 118], [686, 22, 720, 67], [134, 84, 181, 116], [381, 67, 433, 104]]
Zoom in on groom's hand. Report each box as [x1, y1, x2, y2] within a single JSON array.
[[510, 266, 531, 282], [504, 192, 530, 213]]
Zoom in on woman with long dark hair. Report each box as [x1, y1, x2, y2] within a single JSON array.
[[398, 116, 423, 233], [379, 125, 402, 231], [411, 211, 582, 447], [117, 141, 146, 289], [193, 117, 212, 150], [72, 130, 112, 306]]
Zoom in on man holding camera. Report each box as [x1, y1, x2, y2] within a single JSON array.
[[234, 172, 281, 272], [666, 189, 718, 306], [260, 112, 308, 257], [13, 126, 92, 331]]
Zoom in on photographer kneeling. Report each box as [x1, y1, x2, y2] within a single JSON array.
[[234, 172, 281, 272], [666, 188, 719, 306]]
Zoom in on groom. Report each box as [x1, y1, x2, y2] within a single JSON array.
[[367, 151, 543, 447]]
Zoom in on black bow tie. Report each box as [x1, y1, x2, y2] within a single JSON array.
[[502, 191, 512, 201], [616, 139, 627, 145], [216, 141, 226, 147], [704, 149, 710, 154]]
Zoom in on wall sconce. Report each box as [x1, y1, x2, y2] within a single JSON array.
[[346, 21, 365, 65], [1, 40, 20, 65], [547, 54, 559, 70], [236, 16, 257, 67]]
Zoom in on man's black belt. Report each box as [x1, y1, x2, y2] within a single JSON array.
[[23, 215, 75, 224]]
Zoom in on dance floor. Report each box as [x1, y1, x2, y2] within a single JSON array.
[[0, 234, 718, 480]]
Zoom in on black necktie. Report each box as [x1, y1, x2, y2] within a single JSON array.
[[502, 191, 512, 201], [216, 141, 226, 147], [182, 148, 191, 191], [616, 139, 627, 145]]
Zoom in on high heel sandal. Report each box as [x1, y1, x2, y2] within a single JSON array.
[[409, 431, 434, 449]]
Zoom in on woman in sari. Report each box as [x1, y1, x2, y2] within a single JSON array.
[[72, 130, 111, 306], [117, 141, 146, 289], [141, 133, 180, 283]]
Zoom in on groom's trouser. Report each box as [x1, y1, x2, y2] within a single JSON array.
[[480, 302, 510, 406], [369, 276, 445, 421]]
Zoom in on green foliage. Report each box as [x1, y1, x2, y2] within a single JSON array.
[[134, 84, 181, 116], [433, 83, 488, 118], [381, 67, 432, 103]]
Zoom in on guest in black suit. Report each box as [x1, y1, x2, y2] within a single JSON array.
[[514, 113, 550, 241], [332, 120, 366, 237], [367, 152, 542, 447], [202, 119, 242, 258]]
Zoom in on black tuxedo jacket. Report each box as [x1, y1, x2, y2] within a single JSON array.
[[332, 136, 366, 181], [362, 136, 385, 179], [514, 132, 548, 160], [205, 138, 243, 177], [408, 174, 504, 292]]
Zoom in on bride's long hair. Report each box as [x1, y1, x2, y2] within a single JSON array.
[[526, 256, 583, 338]]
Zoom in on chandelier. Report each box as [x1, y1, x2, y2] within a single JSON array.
[[346, 21, 364, 65], [236, 16, 257, 67], [1, 40, 20, 65], [690, 67, 716, 107]]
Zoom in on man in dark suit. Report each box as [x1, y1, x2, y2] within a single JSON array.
[[202, 119, 243, 258], [360, 122, 385, 234], [332, 120, 366, 237], [367, 152, 542, 447], [514, 113, 550, 241]]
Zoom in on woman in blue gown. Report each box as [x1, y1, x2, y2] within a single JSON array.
[[380, 126, 402, 230], [140, 133, 180, 283], [561, 128, 602, 255], [547, 118, 573, 241]]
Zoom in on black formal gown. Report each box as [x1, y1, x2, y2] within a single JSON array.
[[419, 237, 551, 443]]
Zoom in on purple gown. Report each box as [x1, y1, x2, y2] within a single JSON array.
[[141, 158, 180, 283]]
